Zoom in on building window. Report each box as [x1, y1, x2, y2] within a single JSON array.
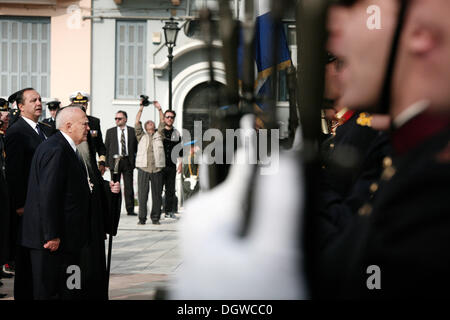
[[115, 21, 146, 99], [0, 17, 50, 97]]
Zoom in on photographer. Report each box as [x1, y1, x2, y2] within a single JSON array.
[[135, 98, 165, 225]]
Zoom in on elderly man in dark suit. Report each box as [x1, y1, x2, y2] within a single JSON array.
[[21, 106, 119, 300], [5, 87, 47, 300], [105, 111, 138, 216]]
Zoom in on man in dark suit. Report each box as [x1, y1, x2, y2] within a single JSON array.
[[5, 88, 47, 300], [42, 100, 60, 131], [105, 110, 138, 216], [69, 91, 107, 176], [21, 106, 119, 299]]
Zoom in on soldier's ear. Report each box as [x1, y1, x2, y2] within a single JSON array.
[[409, 24, 437, 56]]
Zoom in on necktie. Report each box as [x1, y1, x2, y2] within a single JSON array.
[[36, 123, 46, 140], [121, 129, 126, 156]]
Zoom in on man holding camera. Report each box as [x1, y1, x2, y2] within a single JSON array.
[[135, 99, 165, 225], [156, 102, 182, 219]]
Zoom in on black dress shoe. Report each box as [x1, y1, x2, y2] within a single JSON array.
[[0, 293, 7, 298], [152, 220, 160, 225], [127, 212, 137, 216], [137, 220, 146, 225]]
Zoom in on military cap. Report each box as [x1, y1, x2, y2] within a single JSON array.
[[0, 98, 9, 111], [8, 90, 22, 104], [46, 100, 61, 110], [69, 91, 90, 104]]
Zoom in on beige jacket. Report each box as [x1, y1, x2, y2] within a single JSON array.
[[135, 122, 165, 171]]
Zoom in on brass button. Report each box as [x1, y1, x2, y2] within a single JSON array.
[[330, 143, 335, 149], [381, 166, 396, 181], [383, 156, 392, 168], [358, 203, 373, 216], [369, 183, 378, 193]]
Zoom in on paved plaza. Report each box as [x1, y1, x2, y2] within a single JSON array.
[[0, 210, 183, 300]]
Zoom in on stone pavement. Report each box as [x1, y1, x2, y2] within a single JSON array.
[[0, 209, 183, 301]]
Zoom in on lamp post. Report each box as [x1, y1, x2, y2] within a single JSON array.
[[163, 17, 180, 111]]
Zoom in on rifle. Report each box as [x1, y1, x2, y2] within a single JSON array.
[[296, 0, 331, 298]]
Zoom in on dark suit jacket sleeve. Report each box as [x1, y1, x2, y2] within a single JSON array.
[[104, 128, 112, 168], [38, 148, 65, 241], [94, 118, 107, 162], [5, 132, 26, 210]]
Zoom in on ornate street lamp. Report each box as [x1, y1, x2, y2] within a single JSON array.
[[163, 17, 180, 110]]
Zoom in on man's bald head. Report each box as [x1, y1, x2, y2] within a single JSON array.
[[56, 106, 90, 145]]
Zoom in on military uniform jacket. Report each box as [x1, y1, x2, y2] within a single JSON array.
[[88, 116, 107, 165], [316, 112, 450, 299], [0, 133, 11, 263]]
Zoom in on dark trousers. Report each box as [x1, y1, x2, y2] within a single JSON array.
[[13, 244, 33, 300], [138, 169, 163, 222], [161, 166, 177, 213], [29, 249, 82, 300], [118, 157, 135, 214]]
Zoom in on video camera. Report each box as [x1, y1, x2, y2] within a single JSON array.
[[140, 95, 154, 107]]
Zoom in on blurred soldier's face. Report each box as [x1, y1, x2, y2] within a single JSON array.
[[19, 89, 42, 122], [327, 0, 399, 110], [0, 111, 9, 130], [324, 60, 341, 101], [392, 0, 450, 115]]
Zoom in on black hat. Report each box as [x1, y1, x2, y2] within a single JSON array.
[[8, 90, 22, 104], [0, 98, 9, 111], [46, 100, 61, 110]]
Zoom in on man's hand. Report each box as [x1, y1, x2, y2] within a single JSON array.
[[43, 238, 60, 252], [154, 101, 162, 111], [98, 164, 106, 176], [16, 207, 24, 216], [110, 181, 120, 194]]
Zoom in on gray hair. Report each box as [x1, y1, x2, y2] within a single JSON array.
[[144, 120, 155, 128], [55, 105, 84, 130]]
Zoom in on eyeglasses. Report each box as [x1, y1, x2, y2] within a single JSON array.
[[165, 116, 175, 119], [115, 117, 124, 120]]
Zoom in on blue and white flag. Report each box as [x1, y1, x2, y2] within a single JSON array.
[[238, 0, 292, 113]]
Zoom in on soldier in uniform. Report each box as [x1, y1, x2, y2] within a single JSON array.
[[42, 100, 61, 130], [0, 99, 11, 298], [314, 0, 450, 299], [182, 140, 200, 201], [318, 52, 390, 236], [69, 91, 107, 176], [7, 91, 21, 128]]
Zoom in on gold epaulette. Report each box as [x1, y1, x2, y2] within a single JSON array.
[[356, 112, 373, 127], [39, 121, 52, 128]]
